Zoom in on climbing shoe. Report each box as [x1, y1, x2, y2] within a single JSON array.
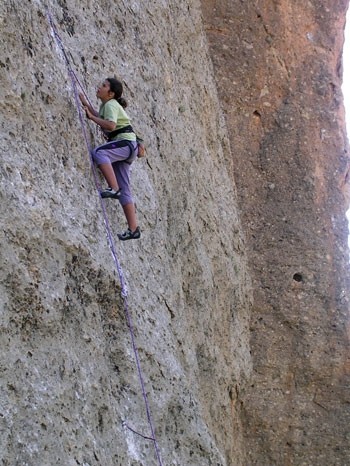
[[117, 226, 141, 241], [100, 187, 121, 199]]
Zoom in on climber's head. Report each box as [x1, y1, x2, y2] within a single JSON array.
[[106, 77, 127, 108]]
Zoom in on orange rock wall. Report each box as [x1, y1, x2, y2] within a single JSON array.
[[201, 1, 350, 464]]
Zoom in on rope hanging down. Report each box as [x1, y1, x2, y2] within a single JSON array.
[[47, 13, 163, 466]]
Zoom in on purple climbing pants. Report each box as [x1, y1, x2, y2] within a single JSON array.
[[92, 140, 138, 206]]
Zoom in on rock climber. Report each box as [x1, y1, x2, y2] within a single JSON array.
[[79, 77, 140, 241]]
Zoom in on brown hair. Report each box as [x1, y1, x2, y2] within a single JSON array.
[[106, 77, 127, 108]]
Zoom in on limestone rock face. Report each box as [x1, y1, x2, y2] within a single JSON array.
[[0, 1, 250, 465], [0, 1, 349, 466], [201, 0, 350, 464]]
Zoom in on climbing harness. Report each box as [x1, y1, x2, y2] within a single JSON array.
[[107, 124, 134, 140], [94, 139, 136, 165], [47, 13, 163, 466]]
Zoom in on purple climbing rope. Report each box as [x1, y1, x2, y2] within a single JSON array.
[[47, 13, 163, 466]]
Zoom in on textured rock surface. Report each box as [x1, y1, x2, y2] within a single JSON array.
[[201, 0, 350, 464], [0, 0, 349, 465], [0, 1, 251, 465]]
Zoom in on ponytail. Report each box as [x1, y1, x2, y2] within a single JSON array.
[[117, 96, 127, 108]]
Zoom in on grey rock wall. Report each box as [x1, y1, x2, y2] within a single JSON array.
[[0, 1, 251, 465], [1, 0, 349, 465]]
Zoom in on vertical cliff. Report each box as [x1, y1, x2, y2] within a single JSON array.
[[201, 0, 350, 464], [0, 0, 349, 465], [1, 1, 251, 465]]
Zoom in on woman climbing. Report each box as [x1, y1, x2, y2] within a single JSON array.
[[79, 77, 141, 241]]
